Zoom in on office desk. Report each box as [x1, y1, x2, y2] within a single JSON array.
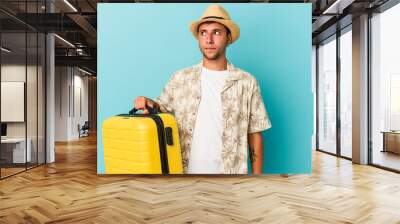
[[1, 138, 32, 163], [381, 131, 400, 154]]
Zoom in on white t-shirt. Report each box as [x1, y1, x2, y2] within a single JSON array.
[[188, 66, 230, 174]]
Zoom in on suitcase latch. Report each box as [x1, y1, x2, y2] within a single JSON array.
[[165, 127, 174, 145]]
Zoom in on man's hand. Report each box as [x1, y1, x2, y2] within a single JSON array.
[[248, 132, 264, 175], [133, 96, 160, 114]]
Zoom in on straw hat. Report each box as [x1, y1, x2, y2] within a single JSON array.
[[190, 4, 240, 43]]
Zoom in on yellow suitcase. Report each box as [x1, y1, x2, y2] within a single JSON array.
[[102, 107, 183, 174]]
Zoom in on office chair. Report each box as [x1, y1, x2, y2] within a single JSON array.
[[79, 121, 90, 138]]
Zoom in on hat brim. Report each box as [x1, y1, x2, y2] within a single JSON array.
[[190, 18, 240, 43]]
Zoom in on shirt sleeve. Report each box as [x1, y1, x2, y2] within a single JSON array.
[[248, 79, 272, 133], [154, 74, 176, 113]]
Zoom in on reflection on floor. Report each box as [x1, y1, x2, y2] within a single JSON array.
[[0, 162, 43, 178], [341, 147, 352, 158], [373, 150, 400, 171], [0, 167, 25, 177]]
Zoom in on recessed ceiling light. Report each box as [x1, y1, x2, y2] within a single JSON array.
[[63, 0, 78, 12], [1, 47, 11, 53], [54, 34, 75, 48], [322, 0, 354, 15], [78, 67, 93, 76]]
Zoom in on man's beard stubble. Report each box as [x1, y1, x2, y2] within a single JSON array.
[[199, 43, 228, 61], [202, 50, 222, 60]]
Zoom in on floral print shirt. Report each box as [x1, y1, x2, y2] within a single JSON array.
[[155, 61, 272, 174]]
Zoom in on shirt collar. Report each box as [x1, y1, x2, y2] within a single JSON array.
[[192, 60, 242, 81]]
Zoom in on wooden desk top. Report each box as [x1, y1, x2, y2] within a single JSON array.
[[381, 131, 400, 134]]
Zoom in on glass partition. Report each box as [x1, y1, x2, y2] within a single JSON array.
[[371, 3, 400, 171], [339, 28, 352, 158], [1, 31, 28, 177], [317, 36, 337, 155], [0, 1, 46, 179]]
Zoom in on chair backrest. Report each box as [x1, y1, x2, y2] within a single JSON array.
[[82, 121, 90, 129]]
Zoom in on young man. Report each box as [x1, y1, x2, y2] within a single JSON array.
[[134, 4, 271, 174]]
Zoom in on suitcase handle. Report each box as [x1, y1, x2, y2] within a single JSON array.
[[129, 106, 158, 115]]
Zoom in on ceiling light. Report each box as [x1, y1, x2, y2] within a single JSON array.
[[54, 34, 75, 48], [322, 0, 354, 15], [78, 67, 93, 76], [1, 47, 11, 53], [63, 0, 78, 12]]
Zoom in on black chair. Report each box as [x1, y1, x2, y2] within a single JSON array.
[[79, 121, 90, 138]]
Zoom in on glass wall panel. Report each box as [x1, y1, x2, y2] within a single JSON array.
[[371, 3, 400, 171], [38, 32, 45, 165], [339, 29, 352, 158], [317, 36, 337, 154], [26, 0, 42, 169], [0, 1, 46, 179], [27, 30, 38, 169], [1, 31, 28, 177]]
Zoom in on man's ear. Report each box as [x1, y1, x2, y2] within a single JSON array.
[[227, 33, 233, 45]]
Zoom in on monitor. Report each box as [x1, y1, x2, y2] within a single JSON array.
[[1, 123, 7, 137]]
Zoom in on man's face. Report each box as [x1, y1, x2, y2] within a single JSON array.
[[198, 22, 231, 61]]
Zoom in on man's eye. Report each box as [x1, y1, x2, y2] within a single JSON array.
[[215, 31, 221, 35], [200, 31, 206, 36]]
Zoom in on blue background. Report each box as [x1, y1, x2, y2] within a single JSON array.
[[97, 3, 313, 174]]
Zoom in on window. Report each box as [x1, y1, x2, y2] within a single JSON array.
[[371, 2, 400, 171], [339, 28, 352, 158], [317, 36, 337, 154], [390, 74, 400, 130]]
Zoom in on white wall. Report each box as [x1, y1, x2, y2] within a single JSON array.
[[72, 72, 89, 138], [55, 67, 89, 141], [1, 65, 26, 134], [55, 66, 69, 141], [1, 65, 41, 138]]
